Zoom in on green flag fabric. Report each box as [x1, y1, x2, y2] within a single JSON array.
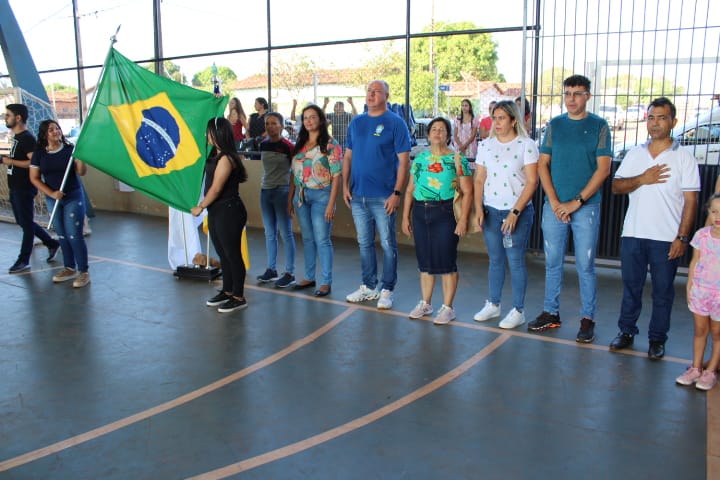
[[73, 48, 228, 212]]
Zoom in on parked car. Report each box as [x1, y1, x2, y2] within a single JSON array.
[[626, 105, 647, 122], [598, 104, 625, 130], [674, 110, 720, 165]]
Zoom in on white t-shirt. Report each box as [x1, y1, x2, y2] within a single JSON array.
[[614, 141, 700, 242], [475, 136, 539, 209]]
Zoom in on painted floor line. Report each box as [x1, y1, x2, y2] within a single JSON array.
[[0, 307, 357, 472], [709, 387, 719, 480], [185, 333, 512, 480]]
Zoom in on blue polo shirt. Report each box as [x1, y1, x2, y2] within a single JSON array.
[[346, 110, 411, 198]]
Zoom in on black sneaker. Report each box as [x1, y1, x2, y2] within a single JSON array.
[[609, 332, 634, 351], [257, 268, 279, 283], [8, 261, 30, 274], [206, 291, 231, 307], [47, 245, 60, 263], [576, 318, 596, 343], [527, 311, 561, 332], [275, 272, 295, 288], [218, 297, 248, 313]]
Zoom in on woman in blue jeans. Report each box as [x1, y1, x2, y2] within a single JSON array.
[[257, 112, 296, 288], [289, 105, 343, 297], [29, 120, 90, 288], [473, 100, 539, 329]]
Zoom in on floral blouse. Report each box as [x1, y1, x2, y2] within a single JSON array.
[[411, 150, 472, 201], [291, 139, 343, 191]]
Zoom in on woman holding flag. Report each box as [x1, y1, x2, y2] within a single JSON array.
[[29, 120, 90, 288], [191, 117, 249, 313]]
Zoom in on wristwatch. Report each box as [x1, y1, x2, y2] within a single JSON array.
[[393, 190, 402, 196], [511, 208, 520, 216], [574, 194, 585, 205], [676, 235, 689, 243]]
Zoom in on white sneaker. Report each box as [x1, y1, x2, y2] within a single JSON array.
[[433, 304, 456, 325], [408, 300, 433, 319], [377, 289, 394, 310], [473, 301, 501, 322], [346, 284, 380, 303], [498, 308, 526, 329]]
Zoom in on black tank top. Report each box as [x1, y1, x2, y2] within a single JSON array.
[[204, 153, 242, 202]]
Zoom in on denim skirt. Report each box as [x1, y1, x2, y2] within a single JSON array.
[[411, 199, 459, 274]]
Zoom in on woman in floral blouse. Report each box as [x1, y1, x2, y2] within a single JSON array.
[[401, 117, 473, 325], [472, 100, 539, 329], [289, 104, 343, 297]]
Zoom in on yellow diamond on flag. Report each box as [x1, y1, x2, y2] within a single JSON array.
[[108, 92, 201, 178]]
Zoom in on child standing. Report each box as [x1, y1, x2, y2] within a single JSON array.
[[676, 193, 720, 390]]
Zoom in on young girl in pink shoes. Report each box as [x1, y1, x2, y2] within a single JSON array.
[[676, 193, 720, 390]]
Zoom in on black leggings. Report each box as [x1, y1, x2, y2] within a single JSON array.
[[208, 197, 248, 298]]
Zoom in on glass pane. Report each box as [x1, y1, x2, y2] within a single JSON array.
[[161, 0, 268, 56], [410, 0, 535, 33], [270, 0, 407, 45]]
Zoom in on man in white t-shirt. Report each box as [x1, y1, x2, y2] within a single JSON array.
[[609, 97, 700, 359]]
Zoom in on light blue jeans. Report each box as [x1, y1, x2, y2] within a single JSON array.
[[294, 186, 334, 285], [350, 196, 397, 291], [541, 201, 600, 319], [47, 187, 88, 272], [482, 203, 534, 311], [260, 186, 295, 274]]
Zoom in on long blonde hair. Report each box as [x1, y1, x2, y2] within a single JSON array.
[[489, 100, 528, 138]]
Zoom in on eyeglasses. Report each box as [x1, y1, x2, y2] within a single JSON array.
[[303, 115, 319, 121], [563, 91, 589, 99]]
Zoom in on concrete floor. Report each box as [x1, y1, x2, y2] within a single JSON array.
[[0, 211, 716, 479]]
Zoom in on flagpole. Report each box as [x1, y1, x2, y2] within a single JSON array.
[[48, 25, 122, 229]]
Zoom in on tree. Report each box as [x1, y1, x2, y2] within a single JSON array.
[[538, 67, 574, 107], [143, 61, 187, 85], [272, 55, 317, 101], [604, 74, 686, 108], [411, 21, 503, 82], [192, 65, 237, 96], [45, 83, 78, 93]]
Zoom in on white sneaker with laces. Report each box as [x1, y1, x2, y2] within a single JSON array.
[[433, 304, 456, 325], [346, 284, 380, 303], [377, 289, 393, 310], [408, 300, 433, 319], [473, 301, 501, 322], [498, 308, 526, 329]]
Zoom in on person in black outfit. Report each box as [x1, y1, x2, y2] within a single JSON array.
[[1, 104, 60, 273], [191, 117, 249, 313], [247, 97, 269, 159]]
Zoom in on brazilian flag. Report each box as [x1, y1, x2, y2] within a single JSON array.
[[73, 48, 227, 212]]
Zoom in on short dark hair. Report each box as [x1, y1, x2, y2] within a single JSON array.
[[427, 117, 452, 145], [648, 97, 677, 120], [266, 111, 284, 125], [6, 104, 28, 123], [563, 74, 591, 91]]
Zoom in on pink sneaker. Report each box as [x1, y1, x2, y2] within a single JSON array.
[[695, 370, 718, 391], [675, 366, 702, 386]]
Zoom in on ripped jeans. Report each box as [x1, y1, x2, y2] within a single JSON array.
[[541, 201, 600, 319]]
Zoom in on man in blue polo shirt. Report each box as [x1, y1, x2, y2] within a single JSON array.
[[342, 80, 411, 310], [528, 75, 612, 343]]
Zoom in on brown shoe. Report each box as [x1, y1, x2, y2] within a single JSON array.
[[72, 272, 91, 288], [53, 268, 77, 283]]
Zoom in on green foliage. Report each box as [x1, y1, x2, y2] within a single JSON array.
[[538, 67, 574, 107], [272, 55, 317, 99], [143, 61, 187, 84], [604, 74, 686, 108], [192, 65, 238, 96], [411, 21, 502, 82], [46, 83, 78, 93]]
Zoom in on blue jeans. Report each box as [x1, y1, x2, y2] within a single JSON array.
[[47, 188, 88, 272], [618, 237, 678, 342], [260, 186, 295, 273], [483, 203, 534, 311], [9, 188, 59, 264], [294, 186, 334, 285], [350, 197, 398, 291], [541, 201, 600, 319]]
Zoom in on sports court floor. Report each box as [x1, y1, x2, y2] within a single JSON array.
[[0, 212, 716, 479]]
